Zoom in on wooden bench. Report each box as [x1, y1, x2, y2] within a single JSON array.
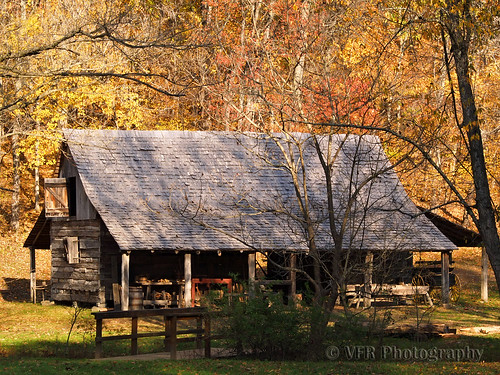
[[91, 307, 211, 359], [346, 284, 433, 308]]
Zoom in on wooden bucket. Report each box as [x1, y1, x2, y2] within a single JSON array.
[[129, 286, 144, 310]]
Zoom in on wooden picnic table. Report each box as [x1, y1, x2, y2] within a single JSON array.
[[346, 283, 433, 308]]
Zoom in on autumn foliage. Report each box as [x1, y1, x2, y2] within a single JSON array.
[[0, 0, 498, 247]]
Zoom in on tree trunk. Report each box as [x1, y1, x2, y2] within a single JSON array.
[[445, 2, 500, 292], [11, 0, 26, 232], [35, 122, 40, 211], [11, 131, 20, 232]]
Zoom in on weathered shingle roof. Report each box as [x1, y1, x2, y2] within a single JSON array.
[[63, 129, 457, 252]]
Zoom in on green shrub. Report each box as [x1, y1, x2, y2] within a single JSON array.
[[211, 288, 309, 360]]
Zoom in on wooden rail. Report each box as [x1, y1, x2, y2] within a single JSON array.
[[91, 307, 211, 359]]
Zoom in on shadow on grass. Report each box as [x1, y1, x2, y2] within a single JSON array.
[[2, 332, 499, 362], [0, 277, 51, 303], [0, 335, 207, 360], [0, 339, 95, 359]]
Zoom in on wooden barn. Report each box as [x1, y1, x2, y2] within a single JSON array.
[[24, 130, 457, 309]]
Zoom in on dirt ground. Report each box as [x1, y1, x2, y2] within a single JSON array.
[[0, 233, 51, 302]]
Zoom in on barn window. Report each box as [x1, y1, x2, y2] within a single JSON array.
[[45, 177, 76, 217], [64, 237, 80, 264]]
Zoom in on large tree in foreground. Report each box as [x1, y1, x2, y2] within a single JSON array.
[[440, 0, 500, 291]]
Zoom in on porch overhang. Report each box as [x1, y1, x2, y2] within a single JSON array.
[[24, 211, 51, 250]]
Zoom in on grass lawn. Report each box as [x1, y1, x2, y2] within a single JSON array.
[[0, 247, 499, 373], [0, 297, 499, 374], [0, 358, 499, 375]]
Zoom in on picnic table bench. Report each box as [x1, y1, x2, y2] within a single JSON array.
[[346, 283, 433, 308]]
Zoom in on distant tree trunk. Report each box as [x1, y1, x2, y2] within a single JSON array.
[[34, 122, 40, 211], [444, 0, 500, 292], [11, 0, 26, 229], [11, 130, 20, 232], [34, 165, 40, 211]]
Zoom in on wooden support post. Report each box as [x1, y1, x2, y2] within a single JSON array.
[[481, 247, 489, 302], [29, 247, 36, 304], [204, 315, 211, 358], [289, 253, 297, 302], [121, 252, 130, 311], [248, 252, 256, 297], [95, 318, 103, 359], [131, 317, 138, 355], [164, 316, 170, 351], [169, 316, 177, 360], [184, 253, 192, 307], [364, 252, 373, 308], [112, 284, 121, 310], [441, 251, 450, 308]]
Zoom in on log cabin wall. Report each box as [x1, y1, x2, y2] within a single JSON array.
[[48, 151, 111, 305], [50, 219, 102, 304]]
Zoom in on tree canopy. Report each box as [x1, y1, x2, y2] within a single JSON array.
[[1, 0, 499, 290]]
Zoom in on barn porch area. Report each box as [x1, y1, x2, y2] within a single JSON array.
[[265, 248, 461, 308], [117, 250, 256, 311]]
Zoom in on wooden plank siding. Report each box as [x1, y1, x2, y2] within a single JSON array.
[[50, 219, 102, 304], [58, 154, 97, 221]]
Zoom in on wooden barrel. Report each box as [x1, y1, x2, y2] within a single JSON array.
[[129, 286, 144, 310]]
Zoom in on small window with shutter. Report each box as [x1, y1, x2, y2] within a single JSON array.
[[45, 177, 76, 217], [64, 237, 80, 264]]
